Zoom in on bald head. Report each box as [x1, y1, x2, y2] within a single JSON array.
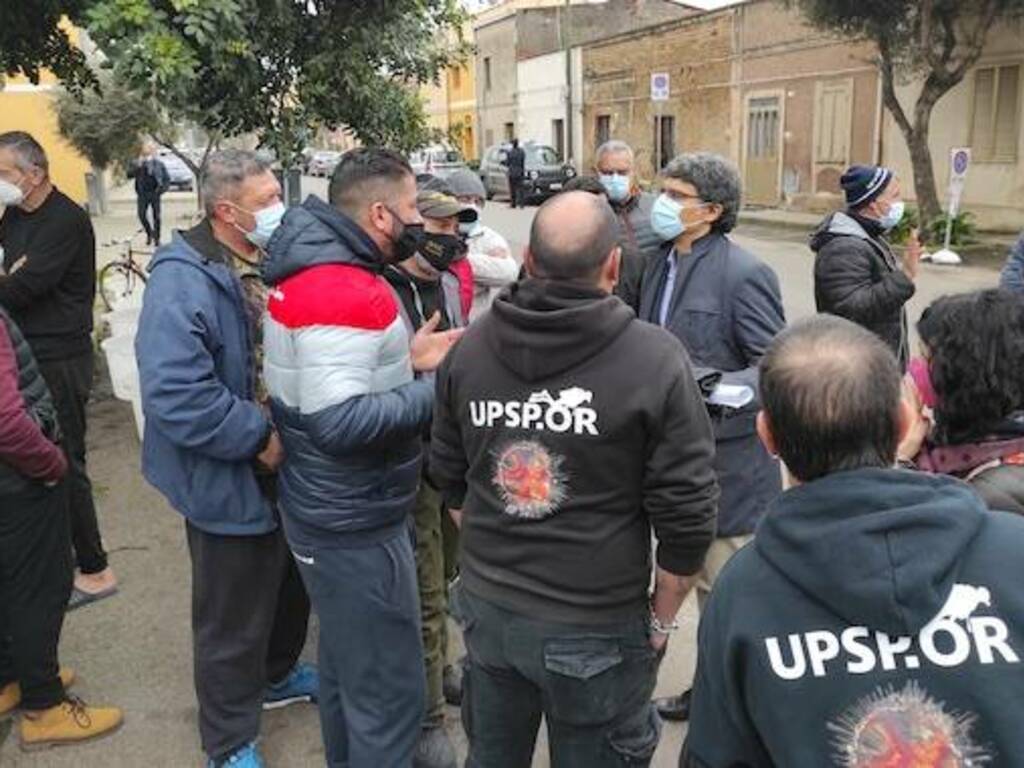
[[759, 315, 903, 483], [528, 191, 620, 285]]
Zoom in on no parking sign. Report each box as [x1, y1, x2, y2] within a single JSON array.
[[948, 147, 971, 215]]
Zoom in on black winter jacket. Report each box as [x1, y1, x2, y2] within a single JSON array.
[[811, 211, 915, 368]]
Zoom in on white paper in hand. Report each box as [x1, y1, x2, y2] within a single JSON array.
[[707, 384, 754, 410]]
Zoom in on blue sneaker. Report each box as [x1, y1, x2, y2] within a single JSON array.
[[263, 662, 319, 710], [207, 741, 265, 768]]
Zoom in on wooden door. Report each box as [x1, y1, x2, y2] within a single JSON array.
[[745, 96, 782, 206]]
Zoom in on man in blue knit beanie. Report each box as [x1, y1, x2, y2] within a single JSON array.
[[808, 164, 923, 369]]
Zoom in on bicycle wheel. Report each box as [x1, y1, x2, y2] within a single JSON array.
[[98, 261, 148, 312]]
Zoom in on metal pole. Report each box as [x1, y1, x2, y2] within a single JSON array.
[[656, 100, 663, 173], [562, 0, 573, 164]]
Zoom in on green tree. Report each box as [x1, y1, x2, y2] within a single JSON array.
[[54, 79, 165, 212], [54, 80, 161, 171], [785, 0, 1024, 223], [85, 0, 468, 171], [0, 1, 97, 91]]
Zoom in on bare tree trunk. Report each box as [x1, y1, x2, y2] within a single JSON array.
[[878, 45, 944, 227]]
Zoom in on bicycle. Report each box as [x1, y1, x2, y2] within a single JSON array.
[[98, 230, 153, 312]]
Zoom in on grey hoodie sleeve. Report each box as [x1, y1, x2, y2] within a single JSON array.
[[645, 357, 719, 575], [430, 344, 469, 508]]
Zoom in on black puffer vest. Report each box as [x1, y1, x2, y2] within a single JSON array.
[[0, 306, 61, 493]]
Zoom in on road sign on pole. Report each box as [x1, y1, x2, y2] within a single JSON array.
[[651, 72, 670, 102], [947, 147, 971, 216], [932, 147, 971, 266], [651, 73, 669, 170]]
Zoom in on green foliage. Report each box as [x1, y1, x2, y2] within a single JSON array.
[[85, 0, 470, 166], [926, 210, 977, 247], [53, 79, 164, 169], [890, 206, 977, 248], [0, 1, 98, 92]]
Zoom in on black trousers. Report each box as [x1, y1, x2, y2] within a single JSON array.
[[38, 353, 108, 575], [452, 584, 662, 768], [508, 174, 525, 208], [137, 193, 162, 245], [186, 522, 311, 762], [0, 481, 72, 710]]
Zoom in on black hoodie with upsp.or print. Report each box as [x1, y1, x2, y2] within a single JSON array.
[[683, 468, 1024, 767], [430, 278, 719, 625]]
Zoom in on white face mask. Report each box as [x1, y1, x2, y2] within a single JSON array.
[[0, 178, 26, 207]]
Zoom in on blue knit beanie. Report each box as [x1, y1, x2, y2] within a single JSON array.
[[841, 165, 893, 208]]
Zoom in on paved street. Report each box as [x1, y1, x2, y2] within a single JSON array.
[[0, 183, 1003, 768]]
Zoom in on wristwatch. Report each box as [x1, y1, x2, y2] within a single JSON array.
[[649, 614, 680, 635]]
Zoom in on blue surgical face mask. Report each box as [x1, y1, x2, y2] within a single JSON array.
[[242, 201, 286, 249], [880, 199, 905, 231], [599, 173, 630, 203], [650, 194, 686, 243]]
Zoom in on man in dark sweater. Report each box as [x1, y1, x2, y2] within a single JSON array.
[[0, 131, 117, 608], [683, 315, 1024, 767], [811, 164, 923, 369], [431, 191, 719, 767]]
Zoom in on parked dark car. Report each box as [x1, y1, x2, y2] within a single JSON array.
[[479, 142, 576, 203]]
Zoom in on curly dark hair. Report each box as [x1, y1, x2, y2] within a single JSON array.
[[917, 289, 1024, 444]]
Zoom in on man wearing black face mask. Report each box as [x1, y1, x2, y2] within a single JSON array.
[[262, 147, 464, 768], [383, 184, 476, 768]]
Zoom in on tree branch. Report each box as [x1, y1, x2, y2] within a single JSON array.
[[877, 37, 914, 141]]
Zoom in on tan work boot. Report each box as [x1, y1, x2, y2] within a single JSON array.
[[0, 668, 76, 720], [19, 695, 122, 751]]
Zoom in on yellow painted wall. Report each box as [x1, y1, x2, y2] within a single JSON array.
[[0, 87, 90, 205], [447, 61, 478, 160], [0, 24, 91, 205]]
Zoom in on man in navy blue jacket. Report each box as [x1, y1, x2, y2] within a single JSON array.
[[136, 150, 313, 768], [639, 152, 785, 721]]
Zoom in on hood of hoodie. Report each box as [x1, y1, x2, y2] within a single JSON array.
[[262, 195, 385, 285], [756, 468, 986, 637], [809, 210, 883, 254], [486, 278, 635, 382]]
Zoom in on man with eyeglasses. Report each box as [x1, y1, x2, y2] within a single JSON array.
[[639, 152, 786, 723]]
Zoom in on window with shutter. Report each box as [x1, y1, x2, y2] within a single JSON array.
[[971, 64, 1020, 162]]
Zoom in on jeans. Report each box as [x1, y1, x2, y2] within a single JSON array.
[[292, 525, 425, 768], [0, 480, 72, 710], [452, 583, 663, 768], [186, 522, 311, 762], [137, 193, 162, 245], [414, 482, 448, 726], [38, 353, 107, 575]]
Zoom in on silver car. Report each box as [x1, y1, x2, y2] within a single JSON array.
[[410, 146, 468, 180], [156, 149, 195, 191]]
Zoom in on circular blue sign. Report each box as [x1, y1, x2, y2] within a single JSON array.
[[953, 151, 969, 175]]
